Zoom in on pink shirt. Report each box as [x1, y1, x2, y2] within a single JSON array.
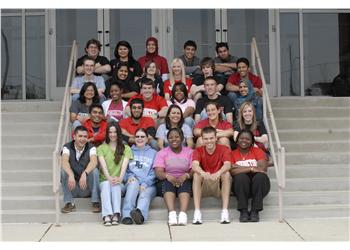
[[107, 100, 124, 121], [153, 146, 193, 178]]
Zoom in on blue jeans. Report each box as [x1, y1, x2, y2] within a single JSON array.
[[122, 179, 156, 221], [99, 180, 126, 217], [61, 168, 100, 205]]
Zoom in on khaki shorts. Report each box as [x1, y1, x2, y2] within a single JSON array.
[[201, 178, 221, 198]]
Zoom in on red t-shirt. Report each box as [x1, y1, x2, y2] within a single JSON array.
[[119, 116, 155, 135], [138, 55, 169, 75], [128, 94, 168, 118], [227, 72, 262, 89], [83, 119, 108, 147], [194, 119, 232, 130], [163, 78, 192, 96], [192, 144, 232, 174], [231, 147, 267, 167]]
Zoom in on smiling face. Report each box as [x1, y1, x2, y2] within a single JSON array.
[[135, 130, 147, 148], [184, 46, 196, 60], [73, 130, 88, 149], [174, 84, 185, 102], [108, 126, 118, 142], [237, 131, 253, 150], [83, 59, 95, 76], [130, 103, 143, 120], [237, 62, 249, 78], [141, 84, 154, 100], [169, 107, 182, 125], [146, 62, 157, 76], [86, 43, 99, 58], [117, 66, 128, 80], [168, 130, 182, 150], [239, 81, 249, 96], [242, 104, 254, 123], [172, 61, 182, 76], [90, 107, 103, 124], [109, 84, 122, 101], [118, 45, 129, 59], [217, 46, 229, 60], [204, 78, 217, 96], [83, 85, 96, 100], [206, 103, 220, 121], [147, 40, 156, 54], [202, 131, 217, 151]]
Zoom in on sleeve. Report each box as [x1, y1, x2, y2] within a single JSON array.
[[124, 145, 133, 160], [253, 147, 267, 161], [70, 100, 78, 113], [194, 120, 205, 130], [62, 146, 70, 156], [183, 124, 193, 138], [192, 148, 201, 162], [222, 121, 233, 130], [252, 74, 263, 89], [96, 77, 106, 89], [163, 80, 171, 95], [141, 160, 157, 188], [258, 121, 267, 135], [75, 56, 84, 68], [89, 147, 97, 156], [223, 96, 233, 114], [194, 98, 204, 115], [156, 124, 166, 139], [99, 56, 110, 65], [222, 146, 232, 163], [158, 96, 168, 109], [93, 123, 107, 144], [96, 145, 104, 157], [231, 151, 237, 164], [227, 73, 238, 85], [153, 150, 166, 169], [187, 99, 196, 109], [71, 77, 80, 89]]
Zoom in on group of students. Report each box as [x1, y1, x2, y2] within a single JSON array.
[[61, 36, 271, 226]]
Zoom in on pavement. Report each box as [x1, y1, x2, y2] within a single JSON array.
[[1, 217, 349, 242]]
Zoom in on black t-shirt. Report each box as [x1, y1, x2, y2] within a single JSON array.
[[191, 74, 228, 95], [76, 55, 110, 76], [234, 121, 267, 136], [110, 58, 143, 78], [195, 95, 233, 116], [104, 77, 140, 98]]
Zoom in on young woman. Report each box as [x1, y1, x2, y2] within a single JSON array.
[[105, 62, 139, 100], [154, 128, 193, 226], [138, 37, 169, 81], [110, 40, 142, 81], [121, 128, 157, 225], [136, 60, 164, 96], [168, 82, 195, 128], [97, 122, 133, 226], [230, 129, 270, 223], [101, 82, 128, 122], [156, 104, 194, 149], [163, 58, 192, 100], [194, 101, 234, 148], [70, 82, 100, 129], [234, 101, 269, 154]]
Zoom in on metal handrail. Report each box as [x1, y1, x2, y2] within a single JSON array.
[[52, 40, 77, 226], [251, 37, 286, 222]]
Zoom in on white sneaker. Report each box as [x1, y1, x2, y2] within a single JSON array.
[[178, 211, 187, 226], [220, 209, 230, 224], [192, 210, 202, 225], [168, 211, 177, 226]]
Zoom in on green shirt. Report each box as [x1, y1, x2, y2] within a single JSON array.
[[97, 143, 133, 182]]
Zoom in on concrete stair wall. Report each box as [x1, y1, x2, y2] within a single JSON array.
[[1, 98, 350, 224]]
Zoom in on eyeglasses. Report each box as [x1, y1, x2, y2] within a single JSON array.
[[135, 135, 146, 138]]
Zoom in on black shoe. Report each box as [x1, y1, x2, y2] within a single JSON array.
[[239, 209, 250, 223], [131, 208, 145, 225], [250, 210, 260, 222], [121, 217, 133, 225]]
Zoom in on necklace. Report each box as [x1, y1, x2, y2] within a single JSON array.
[[239, 150, 249, 161]]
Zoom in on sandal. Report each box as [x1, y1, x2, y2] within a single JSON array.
[[111, 213, 120, 225], [103, 215, 112, 226]]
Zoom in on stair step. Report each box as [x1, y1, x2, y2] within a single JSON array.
[[275, 117, 350, 129], [274, 178, 350, 191], [268, 165, 349, 178], [2, 134, 57, 145], [272, 107, 350, 118], [1, 158, 52, 170], [278, 129, 350, 141], [285, 152, 349, 165], [2, 122, 59, 135], [280, 140, 350, 152], [1, 169, 52, 183], [1, 101, 62, 112], [1, 182, 53, 196], [2, 145, 55, 158], [1, 111, 60, 122], [270, 97, 350, 108]]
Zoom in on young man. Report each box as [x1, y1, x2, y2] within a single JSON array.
[[214, 42, 238, 78], [60, 125, 100, 213], [191, 126, 232, 224], [119, 98, 158, 150], [76, 38, 111, 76], [82, 103, 108, 147], [71, 57, 106, 101], [125, 78, 168, 122], [194, 76, 233, 124], [179, 40, 201, 77]]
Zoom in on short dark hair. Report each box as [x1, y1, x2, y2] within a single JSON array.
[[200, 57, 215, 72], [78, 82, 100, 104], [167, 127, 185, 142], [130, 98, 144, 109], [140, 77, 155, 88], [236, 57, 250, 68], [204, 76, 217, 85], [85, 38, 101, 51], [201, 126, 217, 137], [184, 40, 197, 50], [74, 125, 88, 134], [89, 103, 103, 114], [235, 129, 255, 145], [215, 42, 229, 53]]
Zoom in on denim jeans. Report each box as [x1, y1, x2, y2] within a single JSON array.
[[99, 180, 126, 217]]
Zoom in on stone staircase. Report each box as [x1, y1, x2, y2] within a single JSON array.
[[1, 97, 349, 223]]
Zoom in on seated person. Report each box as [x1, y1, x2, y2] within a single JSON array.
[[136, 60, 164, 97], [194, 101, 234, 149], [70, 82, 100, 129], [60, 125, 100, 214], [230, 129, 270, 223], [138, 37, 169, 81], [126, 78, 168, 122], [156, 104, 194, 150], [105, 62, 140, 100], [194, 76, 233, 124], [192, 126, 232, 224], [101, 82, 127, 122], [179, 40, 201, 77], [163, 58, 192, 101], [76, 38, 111, 76], [110, 40, 143, 81], [71, 57, 106, 101], [190, 57, 226, 102], [234, 101, 269, 154], [119, 98, 158, 150], [167, 82, 195, 128], [214, 42, 238, 79], [154, 128, 193, 226], [82, 103, 108, 147]]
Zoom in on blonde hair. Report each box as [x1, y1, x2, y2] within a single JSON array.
[[237, 101, 257, 132], [169, 58, 186, 87]]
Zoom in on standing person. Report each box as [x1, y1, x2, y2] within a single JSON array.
[[156, 104, 194, 149], [110, 40, 142, 81], [163, 58, 192, 101], [97, 122, 133, 226], [138, 37, 169, 81], [168, 82, 196, 128], [102, 82, 128, 122], [83, 103, 108, 147], [76, 38, 111, 76], [70, 82, 100, 129], [154, 128, 193, 226], [121, 128, 157, 225], [230, 129, 270, 223], [60, 125, 101, 214], [214, 42, 238, 79], [70, 57, 106, 101], [191, 126, 232, 224], [179, 40, 201, 77], [136, 61, 164, 96]]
